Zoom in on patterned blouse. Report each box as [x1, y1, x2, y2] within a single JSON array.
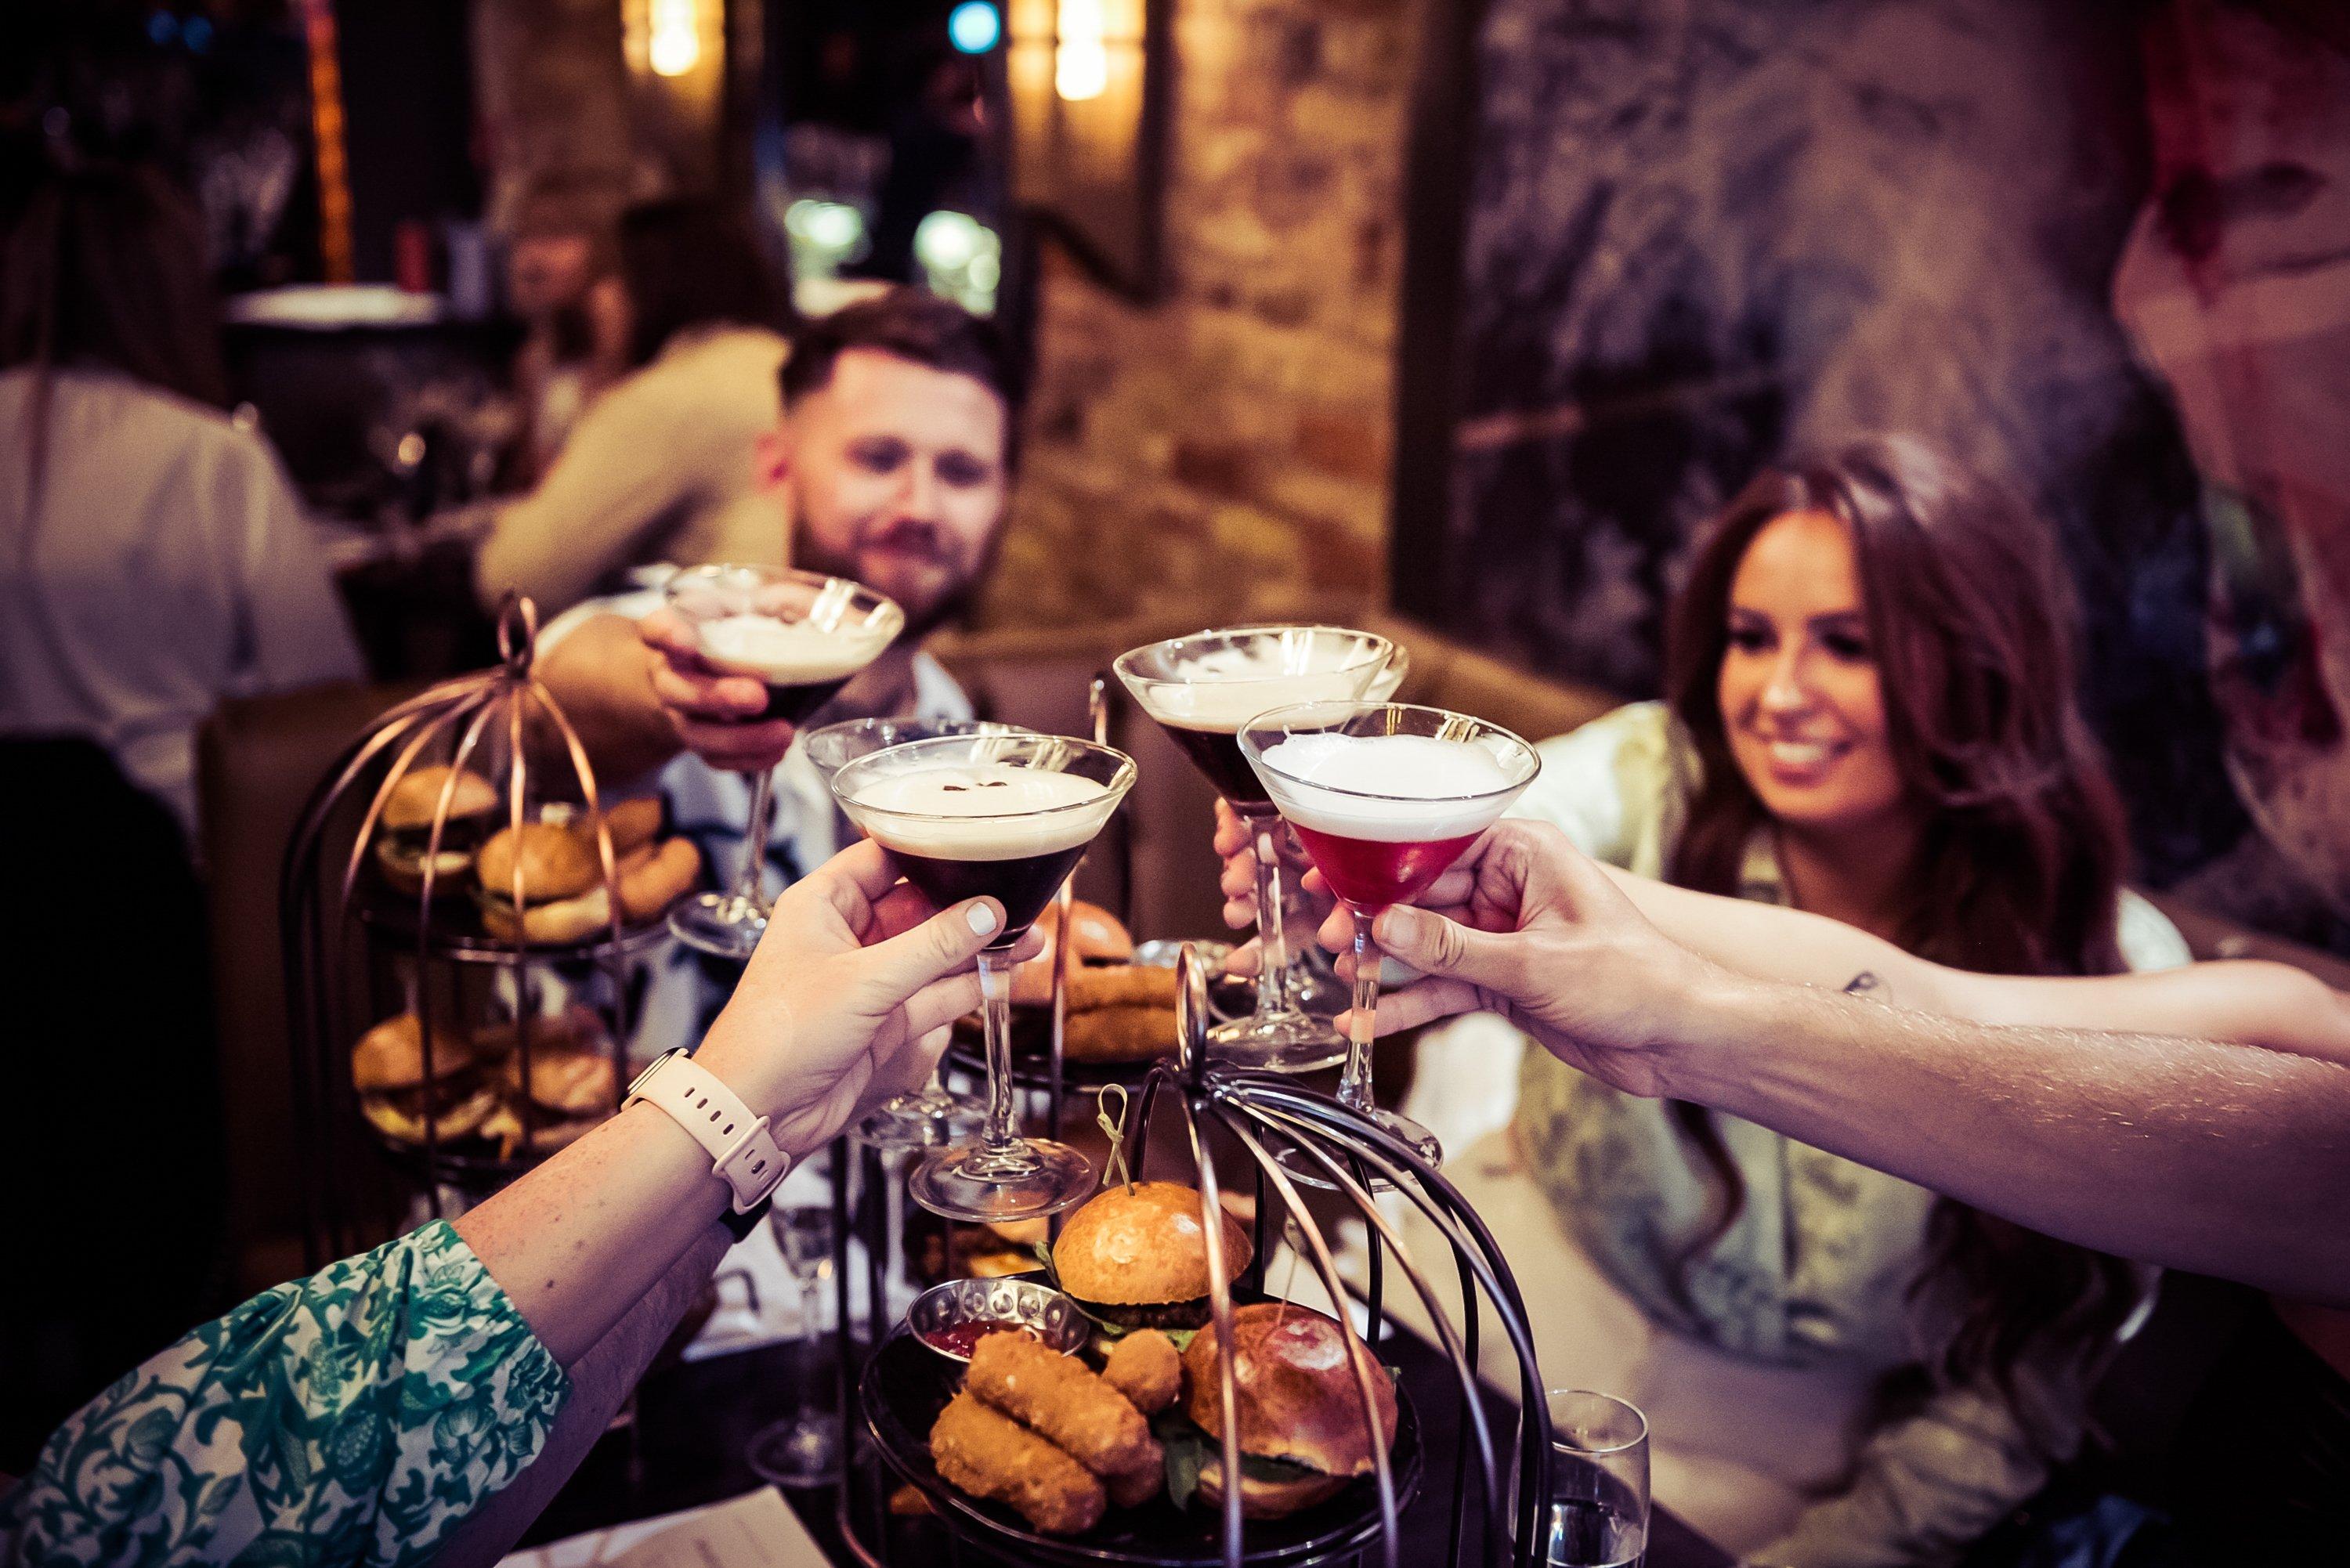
[[1502, 703, 2189, 1567], [1, 1221, 569, 1567]]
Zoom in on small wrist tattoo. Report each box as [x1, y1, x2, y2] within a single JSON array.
[[1842, 970, 1885, 1002]]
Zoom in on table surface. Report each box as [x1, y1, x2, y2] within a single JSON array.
[[524, 1324, 1731, 1567]]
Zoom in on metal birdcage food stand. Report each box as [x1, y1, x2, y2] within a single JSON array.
[[280, 596, 663, 1263], [833, 941, 1557, 1568]]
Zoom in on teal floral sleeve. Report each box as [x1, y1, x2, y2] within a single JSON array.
[[1, 1220, 569, 1568]]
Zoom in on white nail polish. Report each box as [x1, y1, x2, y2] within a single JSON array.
[[966, 902, 999, 936]]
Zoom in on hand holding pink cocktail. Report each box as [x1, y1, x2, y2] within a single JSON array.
[[1238, 703, 1538, 1170]]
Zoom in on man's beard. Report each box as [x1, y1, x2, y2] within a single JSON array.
[[793, 516, 997, 638]]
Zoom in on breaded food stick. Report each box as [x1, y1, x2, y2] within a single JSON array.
[[931, 1391, 1105, 1535], [1101, 1328, 1183, 1415], [968, 1330, 1159, 1481]]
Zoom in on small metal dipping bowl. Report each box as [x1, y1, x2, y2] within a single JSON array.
[[907, 1277, 1091, 1363]]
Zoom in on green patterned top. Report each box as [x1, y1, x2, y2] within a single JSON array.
[[1, 1220, 569, 1568], [1502, 703, 2188, 1566]]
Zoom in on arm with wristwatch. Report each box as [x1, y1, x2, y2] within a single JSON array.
[[0, 840, 1033, 1568]]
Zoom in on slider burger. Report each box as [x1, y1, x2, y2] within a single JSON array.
[[1053, 1181, 1253, 1331], [351, 1013, 497, 1144], [475, 801, 699, 944], [1181, 1302, 1401, 1519], [480, 1013, 616, 1154], [374, 765, 497, 894]]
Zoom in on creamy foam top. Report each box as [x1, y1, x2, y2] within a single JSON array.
[[1256, 733, 1528, 841], [1131, 639, 1386, 732], [845, 764, 1114, 859], [698, 614, 894, 685]]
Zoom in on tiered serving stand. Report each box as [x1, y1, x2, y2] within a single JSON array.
[[831, 944, 1556, 1568], [280, 596, 656, 1262]]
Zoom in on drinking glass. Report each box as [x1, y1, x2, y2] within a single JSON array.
[[744, 1204, 842, 1487], [804, 716, 1038, 1148], [1112, 625, 1397, 1071], [1538, 1389, 1649, 1567], [662, 565, 903, 961], [831, 733, 1136, 1222], [1238, 701, 1538, 1172]]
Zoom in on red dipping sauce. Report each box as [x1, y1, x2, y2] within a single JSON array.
[[923, 1321, 1038, 1358]]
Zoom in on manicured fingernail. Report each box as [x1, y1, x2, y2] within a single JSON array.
[[966, 902, 999, 936], [1379, 906, 1422, 945]]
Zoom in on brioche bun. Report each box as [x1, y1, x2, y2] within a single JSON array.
[[381, 765, 497, 831], [498, 1043, 617, 1117], [1054, 1181, 1253, 1330], [350, 1013, 474, 1090], [1183, 1302, 1398, 1519], [476, 822, 601, 905], [1010, 899, 1135, 1006]]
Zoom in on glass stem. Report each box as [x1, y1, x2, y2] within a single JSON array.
[[1339, 906, 1379, 1113], [1246, 812, 1292, 1017], [733, 764, 778, 909], [977, 950, 1020, 1155], [794, 1274, 820, 1420]]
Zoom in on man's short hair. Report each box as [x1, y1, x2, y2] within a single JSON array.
[[781, 287, 1018, 421]]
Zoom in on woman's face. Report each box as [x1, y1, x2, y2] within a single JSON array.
[[1717, 509, 1909, 833]]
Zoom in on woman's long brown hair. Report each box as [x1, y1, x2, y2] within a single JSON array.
[[1661, 435, 2138, 1432]]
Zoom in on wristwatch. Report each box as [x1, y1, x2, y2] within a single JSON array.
[[624, 1049, 791, 1213]]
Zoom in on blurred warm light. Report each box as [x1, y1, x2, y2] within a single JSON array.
[[1054, 0, 1107, 100], [649, 0, 701, 77]]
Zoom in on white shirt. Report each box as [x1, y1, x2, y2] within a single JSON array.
[[540, 585, 973, 1056], [0, 367, 363, 838]]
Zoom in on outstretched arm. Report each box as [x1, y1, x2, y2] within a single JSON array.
[[1595, 864, 2350, 1062], [1331, 820, 2350, 1305]]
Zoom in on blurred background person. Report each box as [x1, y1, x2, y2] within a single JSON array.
[[475, 197, 795, 617], [502, 175, 629, 482], [0, 157, 361, 844], [0, 156, 360, 1463]]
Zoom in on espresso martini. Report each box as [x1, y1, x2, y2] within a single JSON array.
[[831, 733, 1136, 1222], [662, 565, 904, 961], [1112, 626, 1396, 1071], [844, 763, 1108, 946], [1241, 703, 1538, 1176], [696, 613, 897, 724]]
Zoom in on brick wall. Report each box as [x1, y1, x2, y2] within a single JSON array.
[[982, 0, 1413, 630]]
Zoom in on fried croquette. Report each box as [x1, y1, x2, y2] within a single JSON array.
[[968, 1330, 1163, 1489], [930, 1391, 1105, 1535], [1101, 1328, 1183, 1415]]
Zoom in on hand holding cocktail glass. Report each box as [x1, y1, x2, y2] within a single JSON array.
[[1236, 703, 1539, 1173], [657, 565, 905, 959]]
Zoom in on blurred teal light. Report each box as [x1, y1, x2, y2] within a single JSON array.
[[948, 2, 1000, 54]]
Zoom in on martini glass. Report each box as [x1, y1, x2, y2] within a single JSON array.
[[1113, 626, 1397, 1071], [804, 716, 1035, 1148], [1239, 702, 1538, 1173], [831, 733, 1136, 1222], [662, 565, 903, 961]]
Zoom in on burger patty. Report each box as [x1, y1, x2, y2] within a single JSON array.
[[1072, 1295, 1214, 1332]]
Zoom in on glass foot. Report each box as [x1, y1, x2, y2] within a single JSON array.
[[746, 1411, 841, 1488], [908, 1139, 1095, 1223], [1206, 1008, 1347, 1073], [1275, 1108, 1442, 1192], [853, 1089, 989, 1149], [668, 891, 768, 961]]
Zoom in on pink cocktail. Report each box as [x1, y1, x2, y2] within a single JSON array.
[[1239, 704, 1539, 1172]]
